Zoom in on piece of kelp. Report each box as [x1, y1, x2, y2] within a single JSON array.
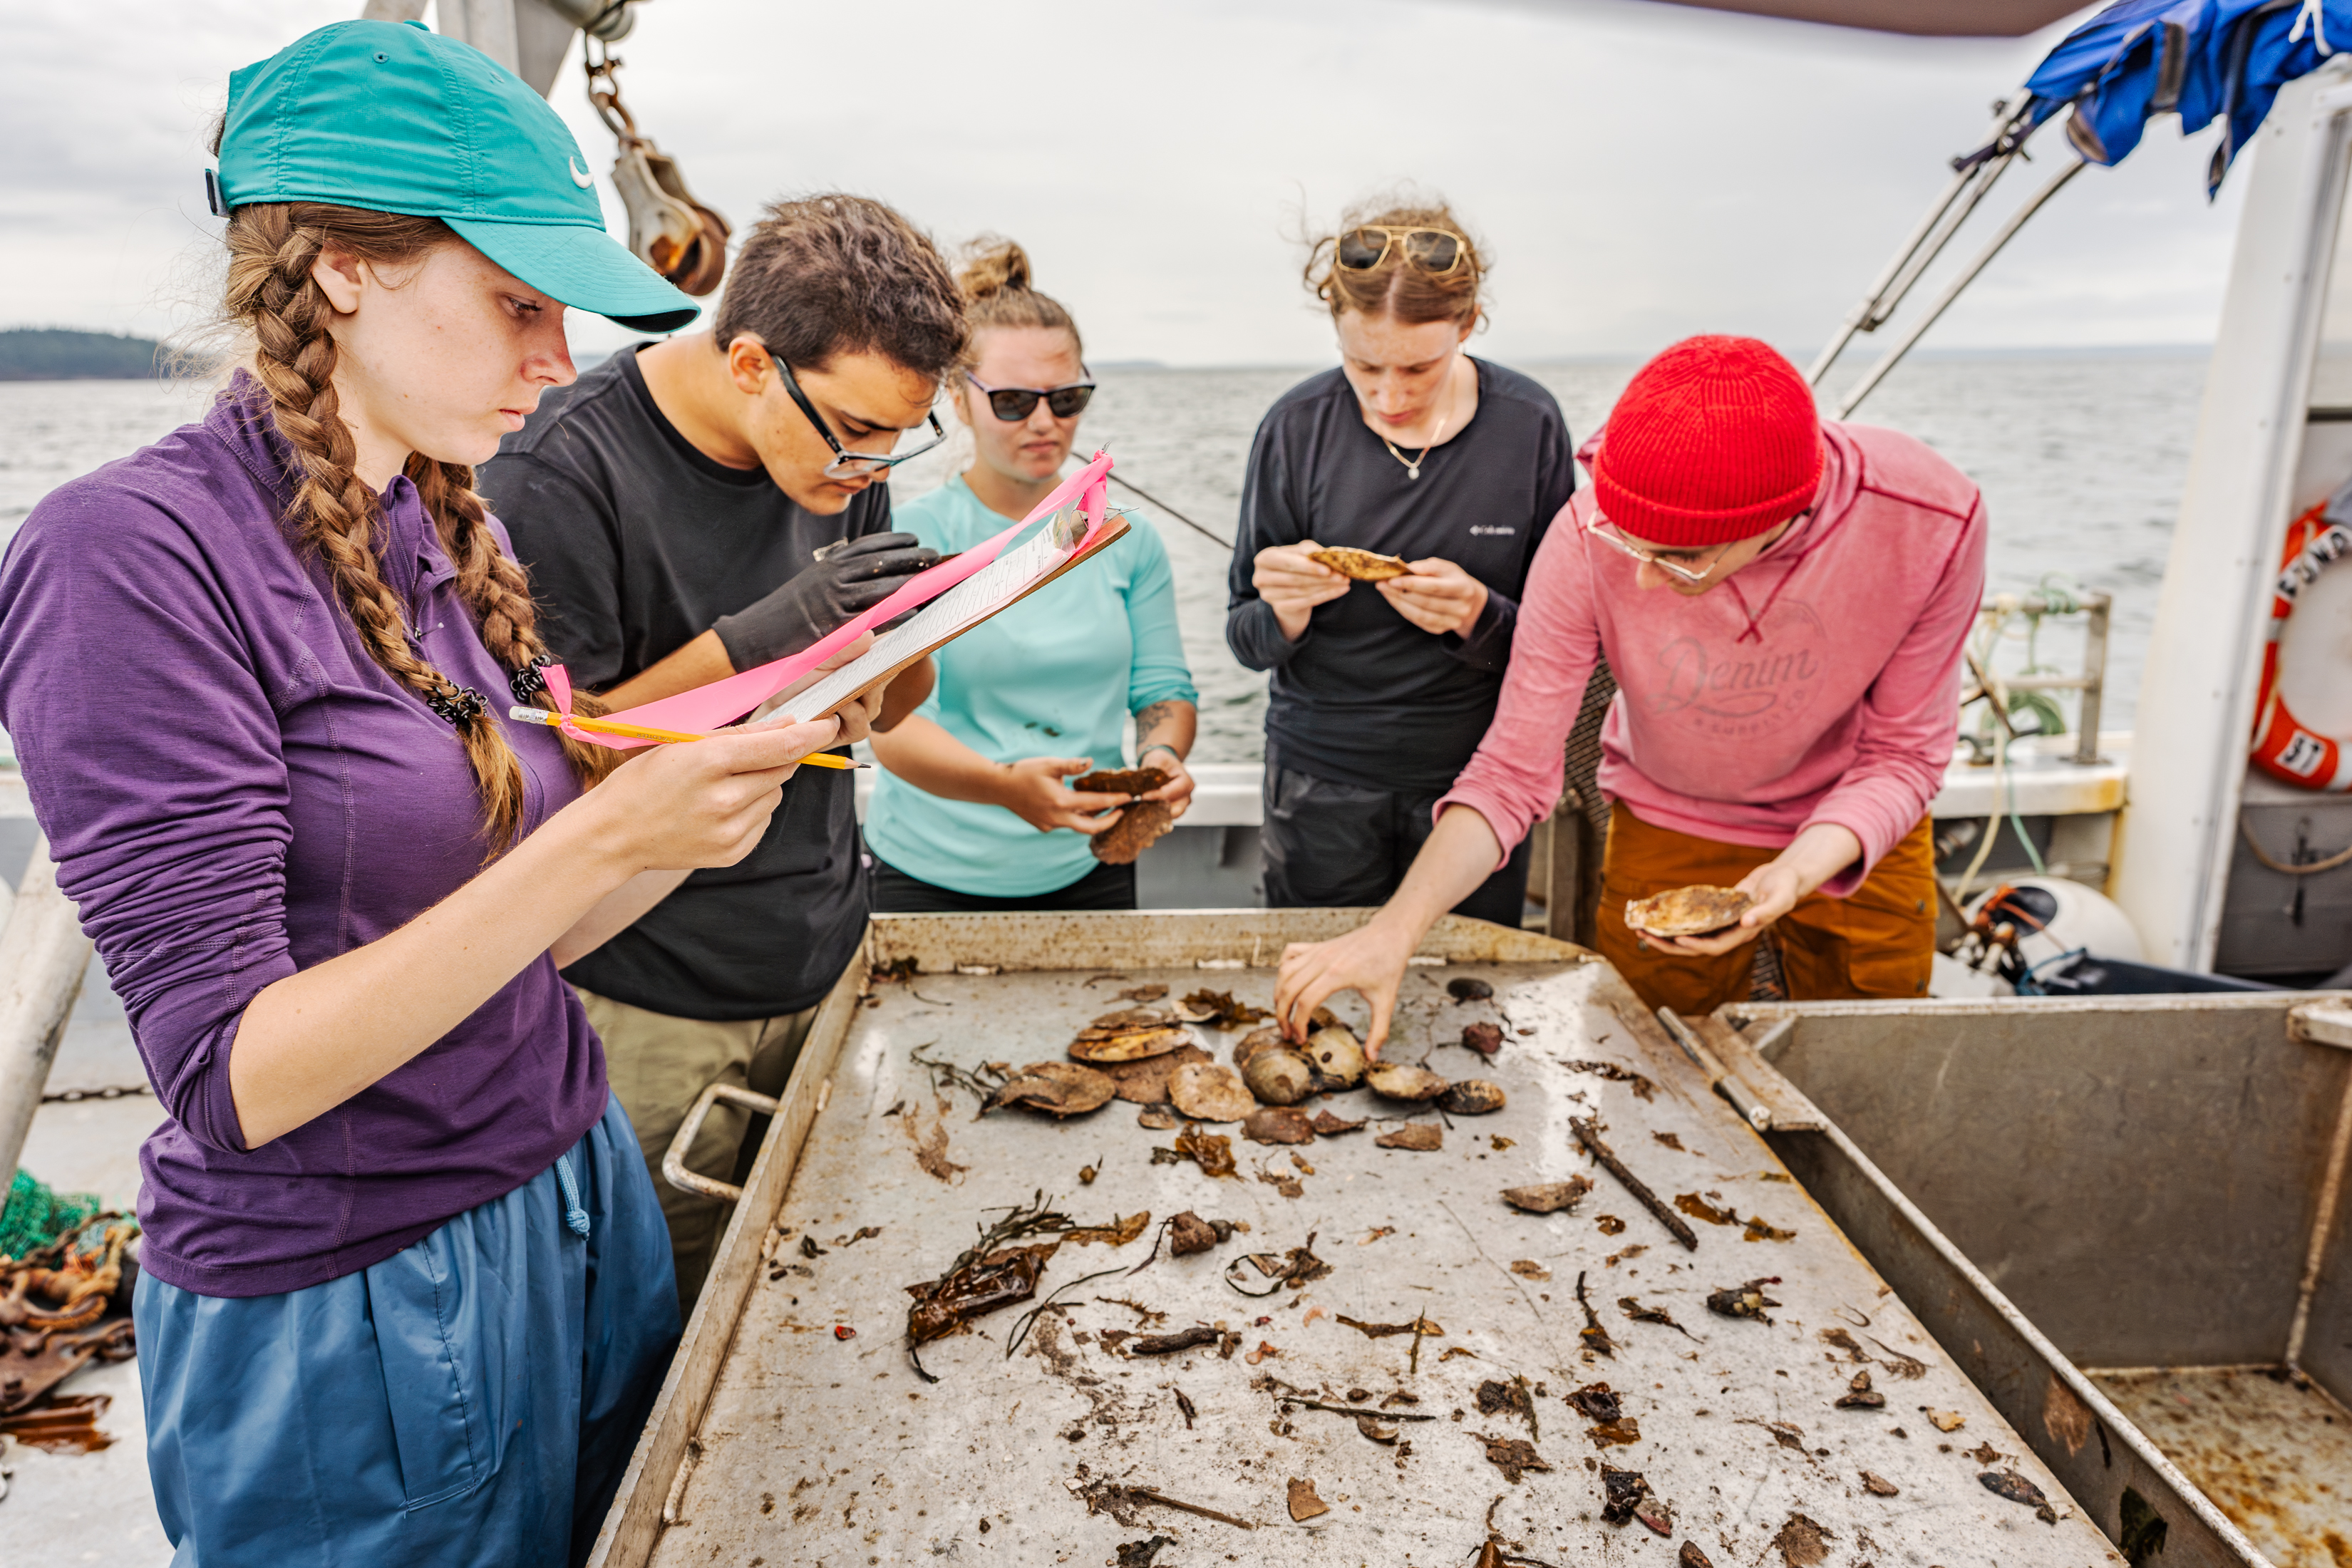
[[903, 1193, 1073, 1379]]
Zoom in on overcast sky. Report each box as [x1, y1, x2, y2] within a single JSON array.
[[4, 0, 2249, 368]]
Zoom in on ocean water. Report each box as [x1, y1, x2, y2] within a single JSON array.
[[0, 351, 2207, 763]]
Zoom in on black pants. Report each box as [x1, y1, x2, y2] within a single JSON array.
[[1259, 765, 1532, 927], [869, 855, 1138, 913]]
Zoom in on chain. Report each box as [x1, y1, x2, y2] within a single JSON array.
[[40, 1083, 152, 1105]]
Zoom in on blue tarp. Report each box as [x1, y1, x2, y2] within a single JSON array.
[[1983, 0, 2351, 195]]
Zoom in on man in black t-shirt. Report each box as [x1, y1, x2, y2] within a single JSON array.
[[482, 195, 969, 1308]]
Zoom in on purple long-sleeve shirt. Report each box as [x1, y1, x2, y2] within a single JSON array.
[[0, 376, 607, 1298]]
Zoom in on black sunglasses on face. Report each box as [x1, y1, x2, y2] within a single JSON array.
[[770, 354, 947, 479], [966, 371, 1096, 423]]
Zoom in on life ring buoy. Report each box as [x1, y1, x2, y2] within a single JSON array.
[[2251, 499, 2352, 790]]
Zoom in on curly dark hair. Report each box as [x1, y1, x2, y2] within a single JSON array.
[[712, 193, 969, 380]]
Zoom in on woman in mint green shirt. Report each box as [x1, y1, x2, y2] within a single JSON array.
[[867, 240, 1198, 908]]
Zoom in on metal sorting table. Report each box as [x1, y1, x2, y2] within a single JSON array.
[[589, 912, 2124, 1568]]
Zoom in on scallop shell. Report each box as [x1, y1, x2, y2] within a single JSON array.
[[987, 1061, 1114, 1117], [1623, 884, 1753, 937], [1233, 1026, 1287, 1070], [1365, 1062, 1450, 1102], [1438, 1078, 1507, 1115], [1305, 1026, 1366, 1089], [1242, 1106, 1316, 1145], [1069, 1026, 1195, 1063], [1310, 547, 1410, 581], [1168, 1061, 1257, 1123], [1242, 1049, 1315, 1107]]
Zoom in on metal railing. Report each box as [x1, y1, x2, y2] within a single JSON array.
[[1961, 589, 2112, 766]]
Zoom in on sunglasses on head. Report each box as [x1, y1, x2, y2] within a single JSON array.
[[769, 354, 947, 480], [966, 371, 1096, 423], [1336, 225, 1466, 276]]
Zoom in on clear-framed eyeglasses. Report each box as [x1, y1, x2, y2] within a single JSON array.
[[1582, 511, 1722, 584], [1582, 507, 1812, 584], [770, 353, 947, 480]]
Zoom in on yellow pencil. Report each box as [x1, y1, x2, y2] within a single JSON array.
[[507, 706, 868, 768]]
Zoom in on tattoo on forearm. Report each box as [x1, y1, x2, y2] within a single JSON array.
[[1133, 700, 1189, 755]]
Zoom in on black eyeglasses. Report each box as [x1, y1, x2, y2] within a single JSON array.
[[1336, 226, 1465, 275], [966, 371, 1096, 423], [770, 354, 947, 479]]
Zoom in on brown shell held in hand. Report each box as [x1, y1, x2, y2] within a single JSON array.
[[1090, 799, 1175, 865], [1311, 547, 1411, 582], [1072, 767, 1169, 798], [1167, 1061, 1257, 1123], [1624, 884, 1753, 937], [1365, 1062, 1450, 1102]]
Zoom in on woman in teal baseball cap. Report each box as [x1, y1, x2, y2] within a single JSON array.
[[0, 19, 857, 1565]]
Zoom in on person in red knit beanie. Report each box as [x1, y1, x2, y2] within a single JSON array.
[[1271, 334, 1989, 1045]]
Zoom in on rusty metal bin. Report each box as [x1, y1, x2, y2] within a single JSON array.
[[1723, 991, 2352, 1567]]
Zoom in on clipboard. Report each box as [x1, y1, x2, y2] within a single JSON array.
[[751, 504, 1133, 726]]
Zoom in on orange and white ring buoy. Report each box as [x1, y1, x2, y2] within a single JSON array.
[[2251, 499, 2352, 790]]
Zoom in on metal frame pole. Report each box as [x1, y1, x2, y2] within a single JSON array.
[[0, 839, 96, 1189], [1807, 102, 2034, 388], [1833, 157, 2089, 420]]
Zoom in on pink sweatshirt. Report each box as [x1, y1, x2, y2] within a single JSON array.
[[1437, 421, 1985, 897]]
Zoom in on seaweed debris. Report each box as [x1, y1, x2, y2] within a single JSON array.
[[1334, 1314, 1444, 1339], [1770, 1513, 1832, 1567], [1559, 1059, 1656, 1101], [1705, 1277, 1782, 1324], [1476, 1376, 1539, 1438], [1127, 1325, 1237, 1358], [1835, 1371, 1885, 1410], [1178, 989, 1272, 1029], [1600, 1463, 1669, 1532], [1501, 1178, 1592, 1214], [1150, 1124, 1237, 1178], [904, 1193, 1073, 1381], [1575, 1271, 1617, 1358], [1224, 1234, 1331, 1297], [1572, 1118, 1698, 1250], [1618, 1296, 1698, 1340], [1475, 1433, 1551, 1483], [1980, 1469, 2060, 1524]]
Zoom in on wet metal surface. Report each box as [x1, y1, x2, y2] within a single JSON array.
[[632, 916, 2120, 1568], [2090, 1366, 2352, 1568]]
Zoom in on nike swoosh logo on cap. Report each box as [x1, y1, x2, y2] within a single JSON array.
[[568, 156, 593, 188]]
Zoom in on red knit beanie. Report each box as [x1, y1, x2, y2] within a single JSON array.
[[1590, 336, 1824, 549]]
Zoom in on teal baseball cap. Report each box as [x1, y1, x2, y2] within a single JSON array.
[[214, 19, 698, 334]]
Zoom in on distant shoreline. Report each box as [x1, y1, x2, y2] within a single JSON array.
[[0, 329, 165, 382]]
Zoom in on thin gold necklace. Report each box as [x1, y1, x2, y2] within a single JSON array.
[[1381, 359, 1461, 480]]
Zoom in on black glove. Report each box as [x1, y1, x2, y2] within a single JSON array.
[[711, 532, 941, 668]]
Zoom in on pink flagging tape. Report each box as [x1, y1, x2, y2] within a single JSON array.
[[547, 451, 1113, 748]]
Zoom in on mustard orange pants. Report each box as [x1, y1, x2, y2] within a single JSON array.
[[1594, 804, 1936, 1017]]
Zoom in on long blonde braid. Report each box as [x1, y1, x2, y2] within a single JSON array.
[[222, 202, 617, 857]]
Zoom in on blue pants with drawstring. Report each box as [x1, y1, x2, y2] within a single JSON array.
[[134, 1095, 680, 1568]]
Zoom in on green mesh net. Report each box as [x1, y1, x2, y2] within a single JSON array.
[[0, 1168, 105, 1262]]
